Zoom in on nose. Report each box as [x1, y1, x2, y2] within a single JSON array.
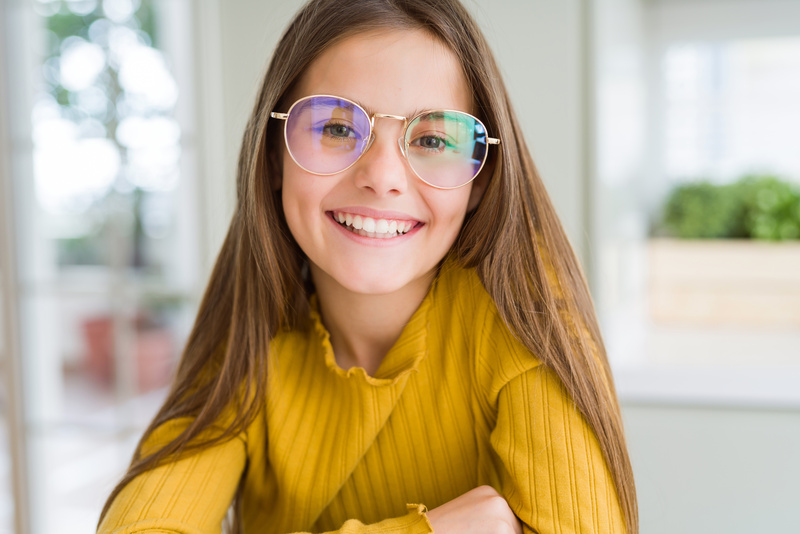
[[352, 122, 409, 197]]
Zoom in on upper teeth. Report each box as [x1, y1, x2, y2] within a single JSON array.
[[334, 211, 415, 237]]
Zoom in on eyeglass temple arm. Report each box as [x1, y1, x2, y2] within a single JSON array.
[[270, 112, 289, 120], [487, 137, 500, 145]]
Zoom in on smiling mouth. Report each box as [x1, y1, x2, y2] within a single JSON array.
[[330, 210, 420, 239]]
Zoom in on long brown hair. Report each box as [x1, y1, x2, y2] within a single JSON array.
[[99, 1, 638, 532]]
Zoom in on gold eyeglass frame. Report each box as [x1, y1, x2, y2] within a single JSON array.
[[269, 94, 501, 190]]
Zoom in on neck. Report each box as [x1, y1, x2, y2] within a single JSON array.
[[311, 266, 435, 376]]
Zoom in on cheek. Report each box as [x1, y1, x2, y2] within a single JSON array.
[[280, 161, 337, 249], [427, 187, 473, 236], [280, 165, 312, 239]]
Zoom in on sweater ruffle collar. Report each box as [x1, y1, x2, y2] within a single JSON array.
[[307, 278, 436, 387]]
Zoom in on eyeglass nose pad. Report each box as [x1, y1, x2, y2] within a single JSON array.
[[362, 132, 376, 154], [397, 137, 406, 158]]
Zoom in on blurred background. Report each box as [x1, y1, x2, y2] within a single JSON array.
[[0, 0, 798, 533]]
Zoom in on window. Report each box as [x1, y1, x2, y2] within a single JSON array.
[[592, 0, 800, 406], [662, 38, 800, 181], [2, 0, 200, 532]]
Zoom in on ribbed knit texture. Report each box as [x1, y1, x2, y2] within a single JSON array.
[[99, 263, 625, 534]]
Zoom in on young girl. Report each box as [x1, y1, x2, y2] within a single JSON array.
[[98, 0, 637, 533]]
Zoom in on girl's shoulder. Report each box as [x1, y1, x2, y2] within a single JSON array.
[[433, 261, 542, 402]]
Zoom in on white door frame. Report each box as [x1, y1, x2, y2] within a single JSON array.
[[0, 0, 31, 531]]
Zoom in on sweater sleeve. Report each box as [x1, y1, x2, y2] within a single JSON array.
[[97, 420, 434, 534], [311, 505, 433, 534], [489, 365, 626, 534], [101, 472, 431, 534], [97, 417, 247, 534]]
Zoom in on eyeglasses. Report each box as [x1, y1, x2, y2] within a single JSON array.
[[270, 94, 500, 190]]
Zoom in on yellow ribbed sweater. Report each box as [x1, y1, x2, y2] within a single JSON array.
[[99, 263, 625, 534]]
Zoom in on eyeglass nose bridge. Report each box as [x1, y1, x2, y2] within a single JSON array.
[[370, 113, 408, 158]]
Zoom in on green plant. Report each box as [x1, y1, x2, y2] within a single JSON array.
[[739, 175, 800, 240], [658, 175, 800, 240], [660, 181, 745, 239]]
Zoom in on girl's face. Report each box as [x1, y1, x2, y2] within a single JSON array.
[[280, 29, 484, 298]]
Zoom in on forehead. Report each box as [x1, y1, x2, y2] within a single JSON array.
[[294, 29, 472, 116]]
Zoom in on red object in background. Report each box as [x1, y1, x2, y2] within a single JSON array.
[[82, 315, 175, 392]]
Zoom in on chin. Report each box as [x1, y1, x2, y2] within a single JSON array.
[[314, 257, 436, 298], [335, 272, 420, 297]]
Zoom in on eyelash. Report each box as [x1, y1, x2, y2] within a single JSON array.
[[319, 120, 358, 141], [409, 133, 450, 154]]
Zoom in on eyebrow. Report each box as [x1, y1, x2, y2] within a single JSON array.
[[414, 111, 473, 127], [417, 111, 458, 121], [307, 96, 467, 121], [404, 107, 429, 120]]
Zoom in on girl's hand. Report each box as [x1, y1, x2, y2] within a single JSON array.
[[426, 485, 523, 534]]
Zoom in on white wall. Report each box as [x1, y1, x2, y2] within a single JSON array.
[[624, 404, 800, 533], [191, 0, 304, 272], [590, 0, 800, 532], [195, 1, 800, 533], [195, 0, 589, 272], [589, 0, 649, 363], [469, 0, 586, 256]]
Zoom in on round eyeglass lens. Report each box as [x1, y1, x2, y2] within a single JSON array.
[[405, 111, 488, 188], [284, 96, 371, 175]]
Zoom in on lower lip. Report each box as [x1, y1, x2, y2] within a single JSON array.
[[326, 212, 422, 247]]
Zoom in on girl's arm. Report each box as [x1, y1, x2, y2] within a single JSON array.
[[490, 365, 627, 534], [98, 422, 436, 534], [97, 427, 245, 534], [98, 374, 600, 534], [97, 419, 247, 534]]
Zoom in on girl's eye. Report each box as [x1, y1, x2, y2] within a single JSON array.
[[419, 136, 444, 150], [323, 123, 356, 138], [410, 134, 449, 153]]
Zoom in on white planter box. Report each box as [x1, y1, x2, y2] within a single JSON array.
[[648, 239, 800, 327]]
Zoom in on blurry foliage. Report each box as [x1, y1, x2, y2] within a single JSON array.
[[659, 175, 800, 241], [55, 85, 70, 106], [45, 2, 158, 41], [660, 182, 745, 239], [742, 176, 800, 240], [57, 233, 107, 265], [137, 4, 158, 47], [47, 11, 90, 40], [42, 0, 165, 267]]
